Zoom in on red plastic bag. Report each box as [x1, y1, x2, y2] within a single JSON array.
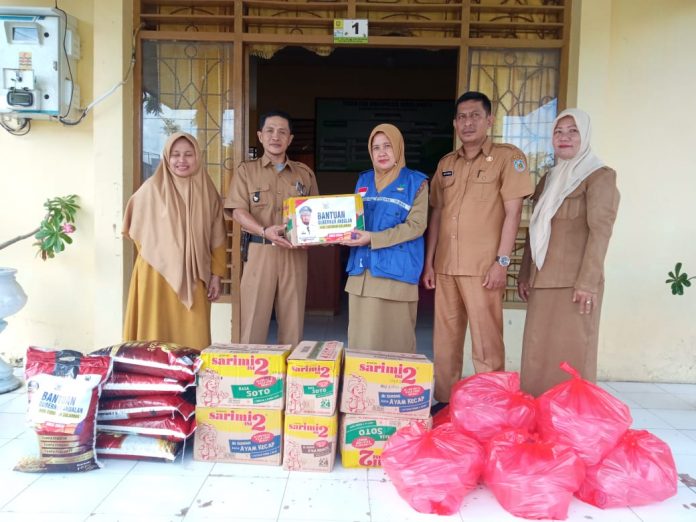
[[484, 430, 585, 520], [92, 341, 201, 382], [536, 362, 632, 466], [382, 422, 484, 515], [450, 372, 536, 443], [16, 347, 112, 473], [576, 429, 677, 508]]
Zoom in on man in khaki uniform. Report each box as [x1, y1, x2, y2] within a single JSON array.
[[225, 111, 319, 346], [422, 92, 534, 404]]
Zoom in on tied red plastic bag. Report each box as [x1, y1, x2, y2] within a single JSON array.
[[537, 362, 632, 466], [92, 341, 201, 383], [16, 347, 112, 473], [484, 430, 586, 520], [450, 371, 536, 443], [576, 429, 677, 508], [382, 422, 484, 515]]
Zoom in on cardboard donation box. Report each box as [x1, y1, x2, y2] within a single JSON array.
[[284, 194, 364, 246], [286, 341, 343, 416], [283, 413, 338, 472], [194, 407, 283, 465], [340, 350, 433, 419], [340, 414, 432, 468], [197, 344, 292, 409]]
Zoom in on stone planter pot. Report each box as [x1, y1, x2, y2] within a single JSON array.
[[0, 267, 27, 393]]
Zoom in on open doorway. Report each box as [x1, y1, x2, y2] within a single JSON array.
[[251, 46, 458, 349]]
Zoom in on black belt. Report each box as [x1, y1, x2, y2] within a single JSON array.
[[248, 234, 271, 245]]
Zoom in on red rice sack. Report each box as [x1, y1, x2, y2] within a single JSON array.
[[97, 415, 196, 441], [450, 371, 536, 443], [96, 432, 182, 462], [382, 422, 485, 515], [92, 341, 201, 383], [484, 430, 586, 520], [97, 395, 195, 421], [16, 347, 112, 473], [536, 362, 632, 466], [576, 429, 678, 508], [101, 372, 194, 397]]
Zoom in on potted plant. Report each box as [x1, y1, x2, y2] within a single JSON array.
[[0, 195, 79, 393]]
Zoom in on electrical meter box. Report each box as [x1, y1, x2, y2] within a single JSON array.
[[0, 7, 80, 119]]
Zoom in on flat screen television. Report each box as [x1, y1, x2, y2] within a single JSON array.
[[315, 98, 454, 175]]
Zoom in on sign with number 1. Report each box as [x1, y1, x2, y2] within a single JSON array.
[[333, 19, 368, 44]]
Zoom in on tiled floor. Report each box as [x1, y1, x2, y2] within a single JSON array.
[[2, 374, 696, 522]]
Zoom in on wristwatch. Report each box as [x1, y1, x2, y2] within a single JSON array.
[[495, 255, 511, 267]]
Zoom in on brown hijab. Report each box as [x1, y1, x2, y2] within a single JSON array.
[[123, 132, 226, 309], [368, 124, 406, 192]]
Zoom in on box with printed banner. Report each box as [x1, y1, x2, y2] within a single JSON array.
[[283, 194, 364, 246], [286, 340, 343, 416], [283, 413, 338, 472], [339, 414, 432, 468], [194, 407, 283, 465], [340, 350, 433, 419], [196, 344, 292, 409]]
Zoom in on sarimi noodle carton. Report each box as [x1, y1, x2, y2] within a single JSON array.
[[283, 413, 338, 472], [340, 350, 433, 419], [197, 344, 292, 409], [283, 194, 364, 246], [194, 407, 283, 465], [286, 340, 343, 416], [339, 414, 432, 468]]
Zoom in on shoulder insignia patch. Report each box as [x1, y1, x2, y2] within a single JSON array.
[[513, 158, 526, 172]]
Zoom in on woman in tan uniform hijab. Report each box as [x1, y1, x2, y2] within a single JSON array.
[[518, 109, 620, 396], [342, 124, 428, 353], [123, 132, 227, 349]]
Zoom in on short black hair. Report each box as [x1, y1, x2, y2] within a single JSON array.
[[454, 91, 492, 116], [259, 110, 293, 134]]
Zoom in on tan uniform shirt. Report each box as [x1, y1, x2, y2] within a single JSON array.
[[430, 138, 534, 276], [224, 155, 319, 224], [519, 167, 620, 293]]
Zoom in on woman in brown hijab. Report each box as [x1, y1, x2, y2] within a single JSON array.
[[122, 132, 227, 349], [342, 124, 429, 353]]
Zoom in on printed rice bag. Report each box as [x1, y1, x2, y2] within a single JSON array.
[[97, 415, 196, 441], [97, 395, 195, 421], [96, 432, 182, 462], [101, 372, 194, 397], [16, 347, 112, 473]]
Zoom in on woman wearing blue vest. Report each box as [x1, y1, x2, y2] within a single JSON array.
[[341, 123, 429, 353]]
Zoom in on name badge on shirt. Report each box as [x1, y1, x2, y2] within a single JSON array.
[[295, 181, 307, 196], [442, 170, 453, 177], [252, 191, 260, 203]]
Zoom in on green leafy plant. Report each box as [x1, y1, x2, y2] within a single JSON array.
[[0, 195, 80, 260], [666, 262, 695, 295]]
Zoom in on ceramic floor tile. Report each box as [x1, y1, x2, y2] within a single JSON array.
[[4, 472, 123, 514], [596, 381, 617, 393], [367, 466, 390, 482], [459, 485, 538, 521], [0, 437, 38, 470], [651, 410, 696, 430], [0, 413, 26, 438], [368, 479, 462, 521], [0, 514, 86, 522], [628, 409, 674, 430], [609, 382, 666, 393], [649, 429, 696, 456], [674, 454, 696, 483], [211, 460, 289, 478], [681, 430, 696, 443], [129, 448, 213, 477], [0, 395, 27, 414], [86, 515, 183, 522], [184, 517, 276, 522], [278, 476, 370, 521], [306, 459, 367, 481], [186, 475, 286, 519], [0, 470, 41, 510], [616, 392, 693, 410], [563, 497, 643, 521], [656, 383, 696, 395], [609, 393, 644, 409], [629, 486, 696, 521], [94, 473, 206, 517]]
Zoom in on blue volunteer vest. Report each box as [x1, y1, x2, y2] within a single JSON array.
[[346, 167, 427, 284]]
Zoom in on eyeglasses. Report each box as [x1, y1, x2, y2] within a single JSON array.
[[455, 111, 486, 123]]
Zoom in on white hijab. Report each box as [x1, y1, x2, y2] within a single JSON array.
[[529, 109, 605, 269]]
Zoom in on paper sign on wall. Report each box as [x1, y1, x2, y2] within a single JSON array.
[[334, 19, 368, 44]]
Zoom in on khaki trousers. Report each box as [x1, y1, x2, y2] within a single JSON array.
[[240, 243, 307, 347], [347, 294, 417, 353], [433, 274, 504, 402]]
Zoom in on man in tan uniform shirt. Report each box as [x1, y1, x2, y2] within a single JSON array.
[[422, 92, 534, 403], [225, 111, 319, 346]]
